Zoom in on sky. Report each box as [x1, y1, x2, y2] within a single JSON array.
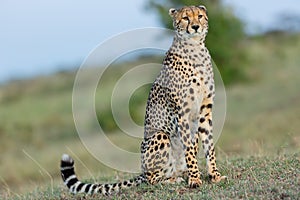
[[0, 0, 300, 83], [223, 0, 300, 33]]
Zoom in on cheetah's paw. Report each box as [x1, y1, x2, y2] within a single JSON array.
[[210, 173, 227, 183], [188, 178, 202, 188]]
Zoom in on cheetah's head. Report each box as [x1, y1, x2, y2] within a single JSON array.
[[169, 5, 208, 40]]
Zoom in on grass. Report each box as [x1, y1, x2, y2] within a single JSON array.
[[0, 33, 300, 199], [7, 153, 299, 199], [218, 33, 300, 155]]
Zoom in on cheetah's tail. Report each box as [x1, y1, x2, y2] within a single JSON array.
[[60, 154, 147, 195]]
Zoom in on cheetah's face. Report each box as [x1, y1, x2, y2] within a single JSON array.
[[169, 6, 208, 39]]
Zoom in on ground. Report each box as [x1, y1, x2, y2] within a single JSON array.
[[10, 153, 300, 199]]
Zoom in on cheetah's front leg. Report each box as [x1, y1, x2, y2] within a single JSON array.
[[178, 114, 202, 188], [199, 98, 227, 183]]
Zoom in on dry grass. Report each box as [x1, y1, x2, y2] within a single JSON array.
[[6, 153, 300, 200]]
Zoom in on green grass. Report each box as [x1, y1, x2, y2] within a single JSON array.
[[0, 33, 300, 199], [6, 153, 299, 199]]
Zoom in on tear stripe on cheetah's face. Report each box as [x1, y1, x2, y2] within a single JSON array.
[[169, 6, 208, 40]]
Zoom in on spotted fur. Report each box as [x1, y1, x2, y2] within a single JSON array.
[[60, 5, 226, 195]]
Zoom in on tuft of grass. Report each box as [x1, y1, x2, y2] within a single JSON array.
[[6, 153, 299, 199]]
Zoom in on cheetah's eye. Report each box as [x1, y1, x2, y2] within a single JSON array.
[[182, 16, 189, 21], [198, 15, 203, 19]]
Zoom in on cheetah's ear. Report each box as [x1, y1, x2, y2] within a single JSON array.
[[169, 8, 177, 17], [198, 5, 207, 11]]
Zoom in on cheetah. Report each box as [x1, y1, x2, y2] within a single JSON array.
[[60, 5, 226, 195]]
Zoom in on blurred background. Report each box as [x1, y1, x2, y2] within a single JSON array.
[[0, 0, 299, 196]]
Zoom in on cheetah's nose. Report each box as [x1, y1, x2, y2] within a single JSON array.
[[191, 25, 200, 32]]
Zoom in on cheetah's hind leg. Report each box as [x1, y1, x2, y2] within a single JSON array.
[[141, 132, 177, 185]]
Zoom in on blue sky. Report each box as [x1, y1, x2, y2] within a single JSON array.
[[0, 0, 299, 83]]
